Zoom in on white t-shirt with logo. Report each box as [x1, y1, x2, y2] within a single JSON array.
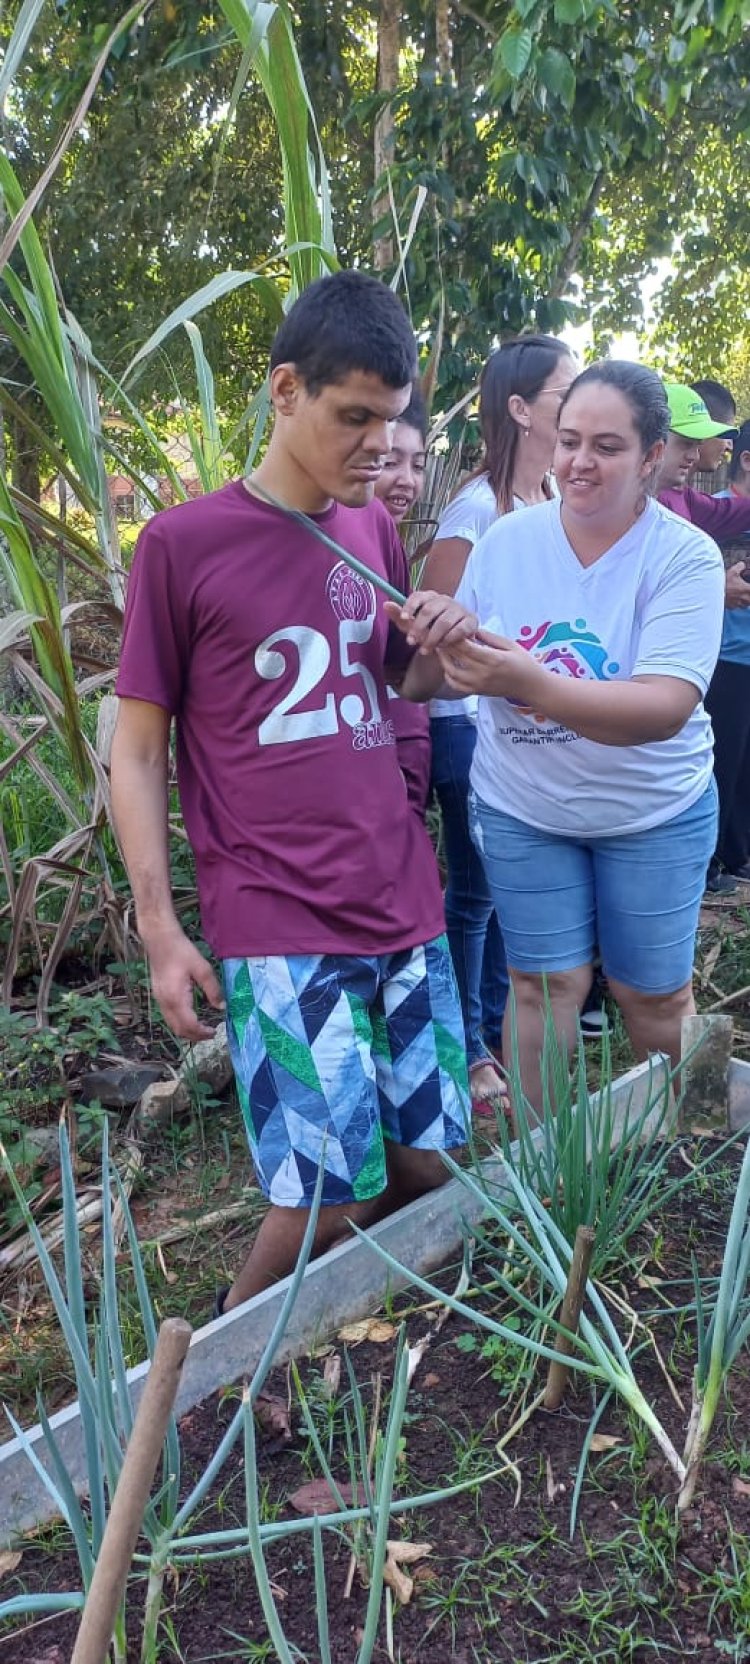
[[431, 475, 499, 721], [455, 496, 725, 837]]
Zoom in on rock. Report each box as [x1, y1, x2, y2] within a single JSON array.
[[136, 1077, 190, 1124], [184, 1022, 232, 1094], [78, 1062, 168, 1108], [136, 1023, 231, 1126], [17, 1126, 59, 1167]]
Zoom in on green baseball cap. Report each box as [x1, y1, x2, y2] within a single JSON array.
[[664, 382, 737, 439]]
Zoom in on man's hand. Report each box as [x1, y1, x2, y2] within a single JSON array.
[[725, 561, 750, 609], [384, 591, 478, 655], [144, 923, 225, 1041]]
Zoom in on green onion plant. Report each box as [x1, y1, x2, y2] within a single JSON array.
[[0, 1124, 509, 1662], [357, 1153, 687, 1486], [492, 1003, 733, 1278], [679, 1132, 750, 1510]]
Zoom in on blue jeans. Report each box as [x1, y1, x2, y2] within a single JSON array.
[[470, 780, 717, 995], [430, 715, 509, 1064]]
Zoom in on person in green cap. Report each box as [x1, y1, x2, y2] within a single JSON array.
[[657, 382, 748, 542], [657, 382, 750, 895]]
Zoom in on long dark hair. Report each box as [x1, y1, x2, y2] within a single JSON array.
[[477, 334, 574, 514]]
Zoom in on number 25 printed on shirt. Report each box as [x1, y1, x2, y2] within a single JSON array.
[[255, 618, 394, 748]]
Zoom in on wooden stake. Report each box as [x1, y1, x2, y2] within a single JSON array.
[[543, 1225, 595, 1412], [70, 1317, 192, 1664]]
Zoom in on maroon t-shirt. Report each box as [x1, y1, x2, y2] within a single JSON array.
[[388, 692, 431, 818], [116, 481, 444, 958]]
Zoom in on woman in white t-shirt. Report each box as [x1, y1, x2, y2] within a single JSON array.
[[390, 363, 725, 1112], [423, 335, 576, 1112]]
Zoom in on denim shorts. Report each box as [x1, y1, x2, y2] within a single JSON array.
[[469, 780, 718, 995], [223, 937, 470, 1208]]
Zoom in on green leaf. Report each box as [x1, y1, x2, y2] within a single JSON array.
[[537, 47, 576, 107], [664, 79, 682, 120], [499, 26, 534, 79], [553, 0, 584, 22], [122, 270, 285, 385], [0, 0, 47, 108]]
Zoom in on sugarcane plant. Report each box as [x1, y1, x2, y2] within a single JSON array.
[[0, 0, 338, 1009]]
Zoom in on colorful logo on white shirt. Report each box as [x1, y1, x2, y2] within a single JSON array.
[[517, 619, 619, 681]]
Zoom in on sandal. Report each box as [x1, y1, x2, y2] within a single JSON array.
[[469, 1058, 511, 1120]]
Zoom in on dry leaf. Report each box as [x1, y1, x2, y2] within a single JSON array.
[[338, 1318, 396, 1345], [545, 1454, 556, 1504], [322, 1353, 341, 1399], [700, 937, 724, 988], [732, 1477, 750, 1497], [288, 1478, 354, 1515], [590, 1434, 622, 1453], [386, 1540, 432, 1563], [254, 1392, 292, 1444], [383, 1556, 413, 1605], [0, 1549, 22, 1579], [381, 1542, 432, 1605], [406, 1338, 429, 1384]]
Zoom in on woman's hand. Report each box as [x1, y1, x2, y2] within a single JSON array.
[[384, 591, 478, 655], [438, 628, 547, 704]]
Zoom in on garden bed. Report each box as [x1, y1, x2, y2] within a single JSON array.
[[3, 1135, 750, 1664]]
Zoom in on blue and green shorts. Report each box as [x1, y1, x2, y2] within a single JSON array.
[[222, 935, 470, 1208]]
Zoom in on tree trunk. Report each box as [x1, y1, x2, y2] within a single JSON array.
[[436, 0, 453, 83], [373, 0, 400, 272], [549, 170, 606, 301]]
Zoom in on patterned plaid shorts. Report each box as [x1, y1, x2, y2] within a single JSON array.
[[223, 935, 470, 1208]]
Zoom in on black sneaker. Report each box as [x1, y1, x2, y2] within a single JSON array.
[[212, 1285, 231, 1320], [729, 861, 750, 883], [704, 871, 738, 896]]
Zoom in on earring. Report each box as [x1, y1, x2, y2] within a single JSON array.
[[523, 425, 531, 439]]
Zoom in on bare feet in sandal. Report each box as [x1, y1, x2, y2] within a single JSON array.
[[469, 1058, 510, 1119]]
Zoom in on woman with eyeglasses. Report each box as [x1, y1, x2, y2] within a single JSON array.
[[421, 334, 577, 1113]]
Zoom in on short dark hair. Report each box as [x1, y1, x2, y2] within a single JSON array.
[[559, 361, 669, 451], [397, 384, 427, 444], [729, 419, 750, 480], [269, 271, 417, 395], [690, 378, 736, 423]]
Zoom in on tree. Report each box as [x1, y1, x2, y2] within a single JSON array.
[[370, 0, 750, 399]]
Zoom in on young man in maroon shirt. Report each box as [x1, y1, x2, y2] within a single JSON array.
[[111, 271, 472, 1310]]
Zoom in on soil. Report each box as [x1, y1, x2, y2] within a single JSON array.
[[2, 1142, 750, 1663]]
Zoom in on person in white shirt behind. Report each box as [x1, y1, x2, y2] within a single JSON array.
[[387, 362, 725, 1114], [420, 334, 577, 1112]]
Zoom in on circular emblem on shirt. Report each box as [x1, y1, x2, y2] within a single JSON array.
[[326, 562, 375, 622]]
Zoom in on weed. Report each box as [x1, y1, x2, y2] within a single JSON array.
[[706, 1524, 750, 1639], [454, 1315, 531, 1398]]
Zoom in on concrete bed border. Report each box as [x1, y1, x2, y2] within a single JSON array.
[[2, 1054, 749, 1545]]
